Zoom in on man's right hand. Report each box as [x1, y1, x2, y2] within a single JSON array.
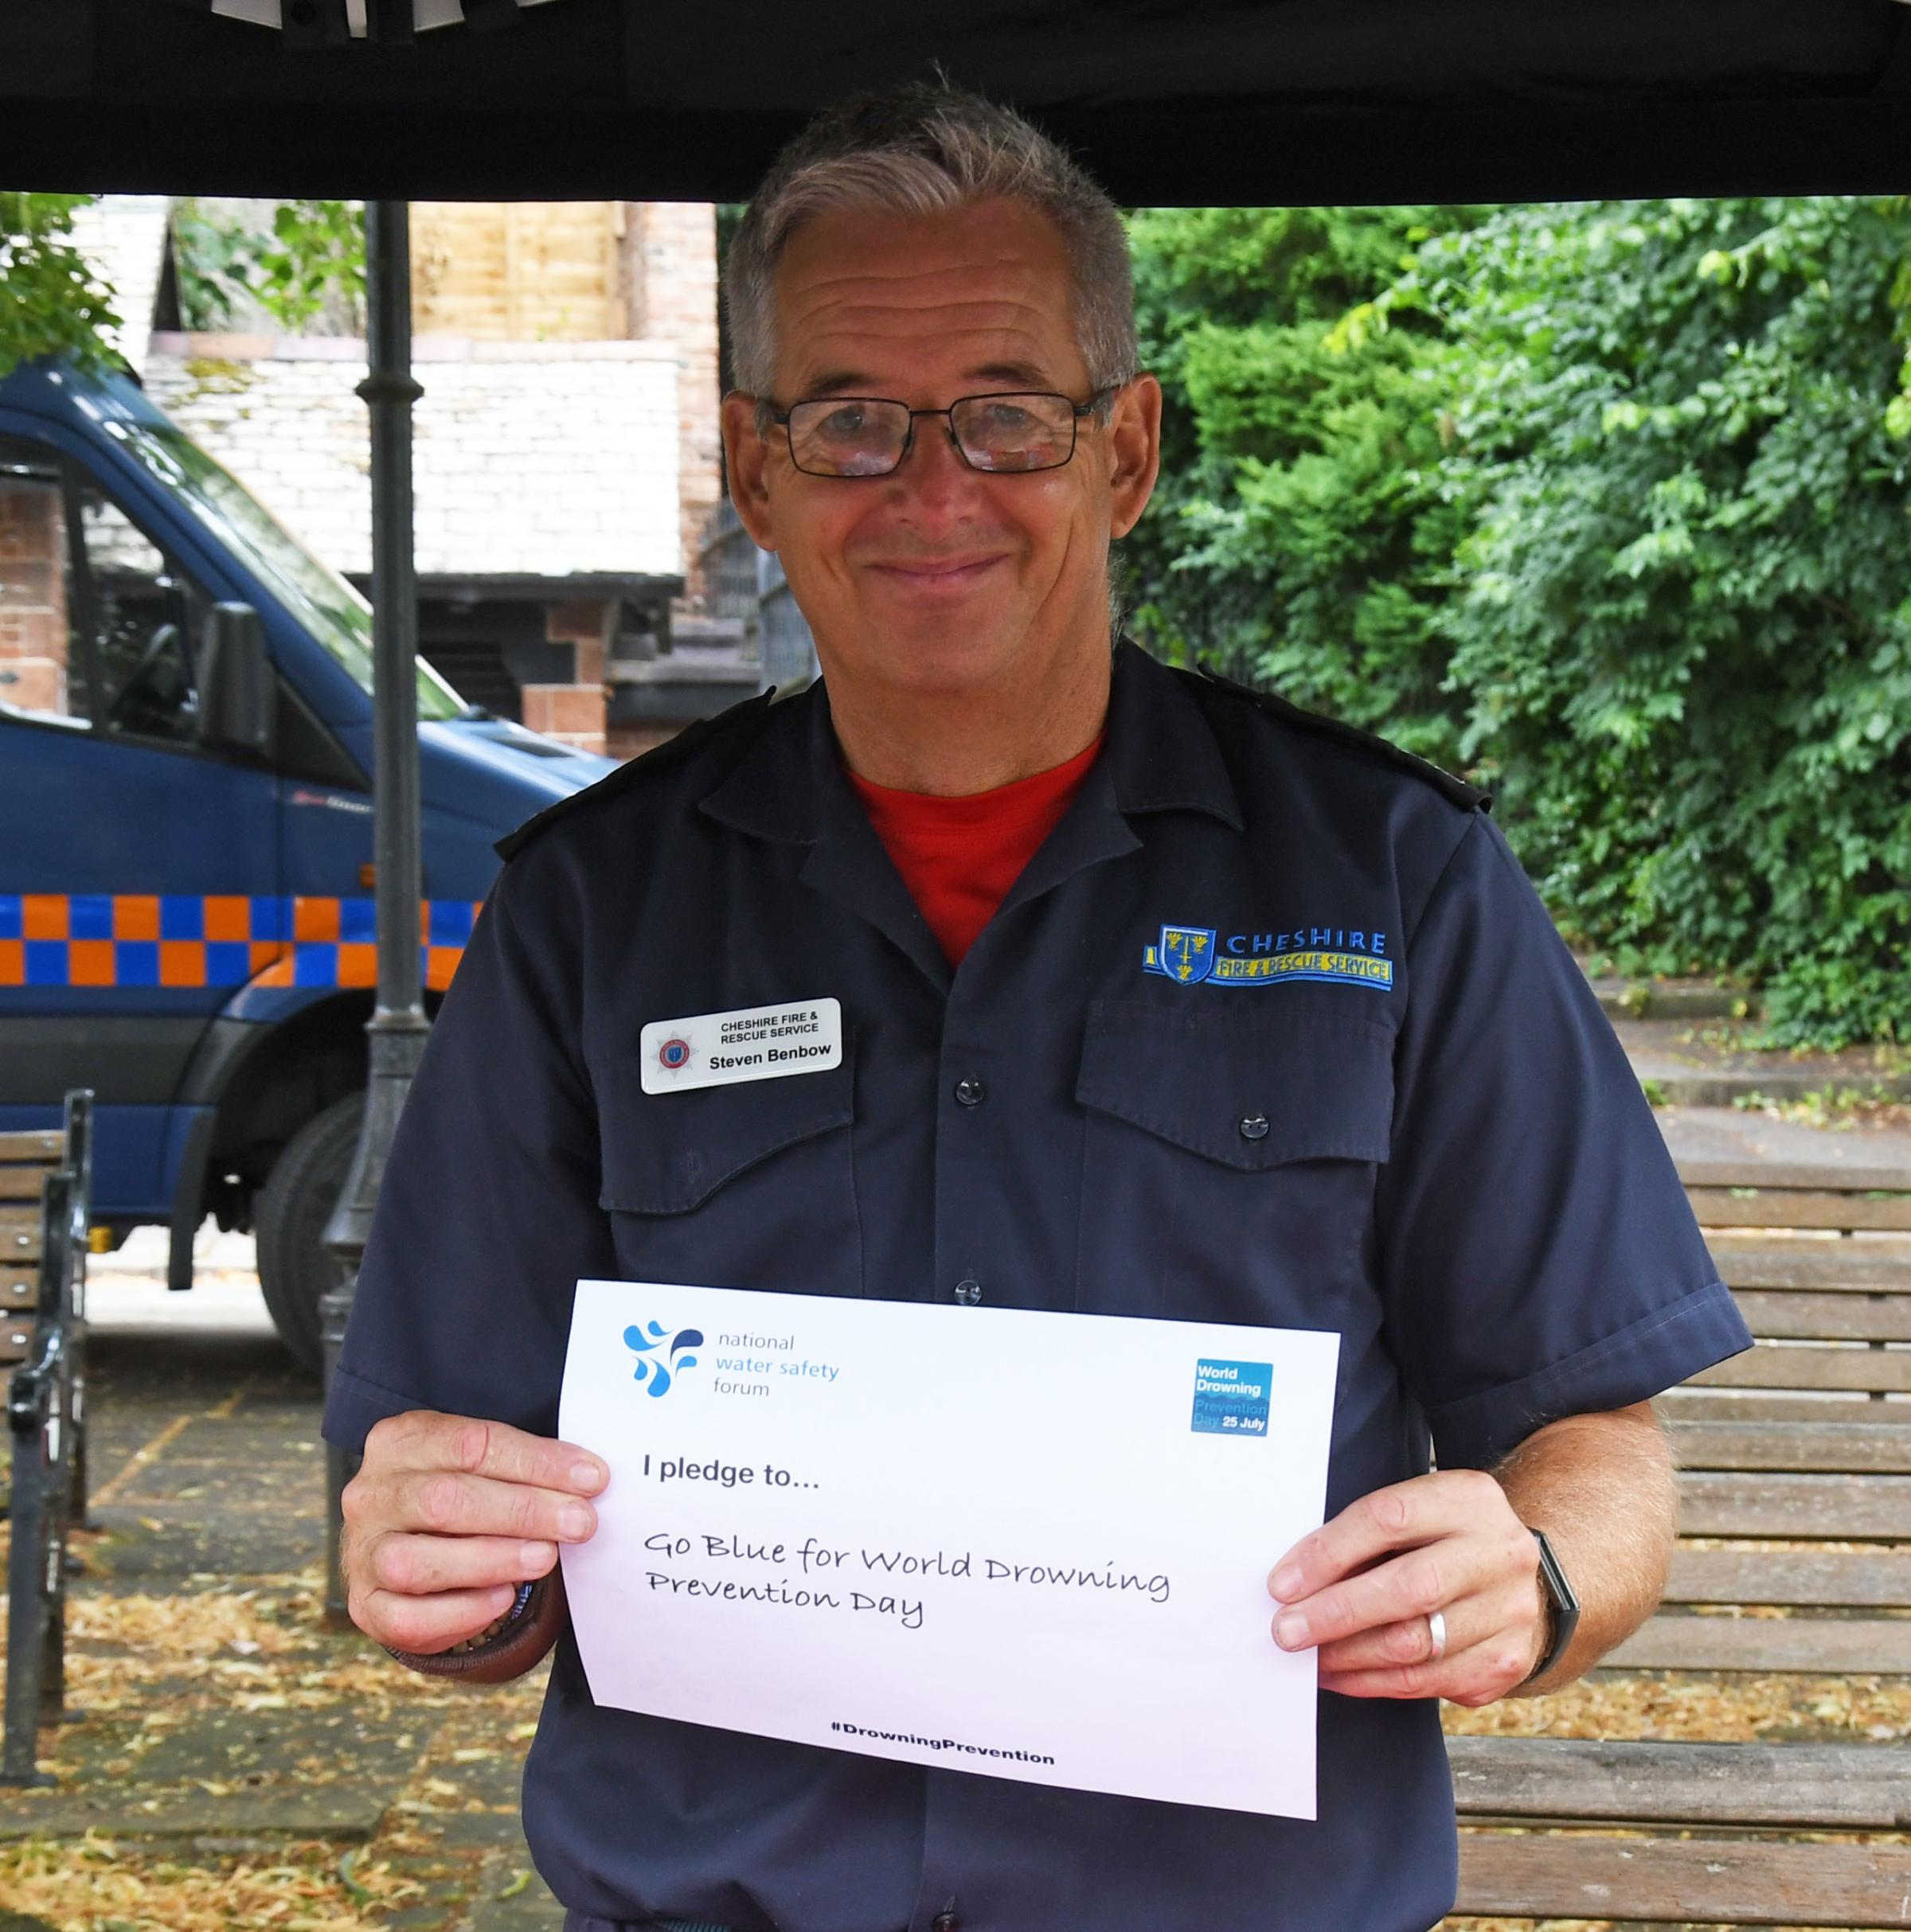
[[341, 1410, 608, 1654]]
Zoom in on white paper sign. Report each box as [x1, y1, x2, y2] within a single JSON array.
[[558, 1281, 1339, 1819]]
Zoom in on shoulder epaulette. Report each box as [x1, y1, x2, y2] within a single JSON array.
[[1194, 665, 1491, 814], [494, 688, 778, 862]]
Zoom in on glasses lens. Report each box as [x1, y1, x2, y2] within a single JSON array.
[[787, 399, 911, 477], [950, 393, 1077, 472]]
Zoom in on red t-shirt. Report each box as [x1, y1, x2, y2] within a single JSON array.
[[847, 736, 1104, 966]]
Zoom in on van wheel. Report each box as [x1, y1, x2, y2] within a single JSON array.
[[256, 1093, 363, 1376]]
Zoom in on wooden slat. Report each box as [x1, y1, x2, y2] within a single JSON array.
[[5, 1273, 40, 1310], [1681, 1161, 1911, 1193], [1610, 1613, 1911, 1672], [1691, 1345, 1911, 1394], [0, 1130, 62, 1162], [0, 1165, 49, 1200], [1456, 1831, 1911, 1927], [1714, 1243, 1911, 1293], [0, 1205, 41, 1261], [1670, 1419, 1911, 1471], [1688, 1188, 1911, 1231], [1731, 1290, 1911, 1340], [1447, 1737, 1911, 1829], [1677, 1470, 1911, 1537], [1667, 1546, 1911, 1607], [1658, 1389, 1911, 1423]]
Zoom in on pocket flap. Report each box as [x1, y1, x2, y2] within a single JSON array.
[[594, 1040, 855, 1214], [1077, 999, 1393, 1170]]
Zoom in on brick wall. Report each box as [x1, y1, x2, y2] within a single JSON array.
[[535, 598, 616, 751], [605, 722, 681, 762], [621, 204, 722, 603], [143, 336, 683, 580], [521, 681, 608, 753], [0, 480, 71, 717]]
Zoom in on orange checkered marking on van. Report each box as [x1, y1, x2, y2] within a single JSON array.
[[0, 896, 484, 991]]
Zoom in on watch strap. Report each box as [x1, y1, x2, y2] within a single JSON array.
[[1519, 1528, 1580, 1687], [384, 1574, 555, 1680]]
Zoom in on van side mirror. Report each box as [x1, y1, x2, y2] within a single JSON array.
[[197, 603, 276, 759]]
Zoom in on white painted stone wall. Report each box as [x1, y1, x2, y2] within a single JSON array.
[[143, 335, 683, 581], [64, 196, 170, 377]]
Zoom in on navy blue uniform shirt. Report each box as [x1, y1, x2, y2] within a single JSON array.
[[323, 640, 1753, 1932]]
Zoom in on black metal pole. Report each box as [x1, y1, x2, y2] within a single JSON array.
[[322, 200, 430, 1626]]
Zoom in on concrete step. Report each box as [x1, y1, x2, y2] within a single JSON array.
[[1655, 1103, 1911, 1170], [1617, 1019, 1911, 1108], [1590, 976, 1758, 1021], [667, 613, 751, 646]]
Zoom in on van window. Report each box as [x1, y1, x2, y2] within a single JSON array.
[[0, 430, 209, 744], [99, 416, 464, 723], [76, 482, 206, 742], [0, 435, 85, 721]]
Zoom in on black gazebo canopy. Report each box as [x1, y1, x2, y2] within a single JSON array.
[[6, 0, 1911, 206]]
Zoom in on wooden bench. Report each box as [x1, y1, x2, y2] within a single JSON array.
[[1632, 1158, 1911, 1678], [0, 1103, 92, 1524], [0, 1126, 64, 1368], [1451, 1737, 1911, 1925], [1449, 1157, 1911, 1926], [2, 1093, 94, 1786]]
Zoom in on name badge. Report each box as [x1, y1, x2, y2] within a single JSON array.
[[641, 998, 843, 1095]]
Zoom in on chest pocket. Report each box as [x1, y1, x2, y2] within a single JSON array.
[[593, 1041, 862, 1298], [1074, 999, 1393, 1328]]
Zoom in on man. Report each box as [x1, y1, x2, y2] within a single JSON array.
[[324, 82, 1752, 1932]]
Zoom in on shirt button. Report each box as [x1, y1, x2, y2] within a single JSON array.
[[932, 1914, 959, 1932], [1238, 1114, 1270, 1142], [953, 1076, 987, 1107], [953, 1278, 983, 1306]]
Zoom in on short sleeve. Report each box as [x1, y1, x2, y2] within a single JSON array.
[[1374, 813, 1752, 1470], [320, 854, 616, 1454]]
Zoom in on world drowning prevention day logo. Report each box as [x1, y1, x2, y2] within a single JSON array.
[[623, 1319, 704, 1399], [1191, 1358, 1272, 1436]]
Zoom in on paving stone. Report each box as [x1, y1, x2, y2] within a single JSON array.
[[126, 1703, 418, 1783], [466, 1847, 569, 1931], [3, 1700, 418, 1842], [419, 1747, 529, 1811], [0, 1786, 392, 1840], [427, 1810, 535, 1851], [85, 1505, 329, 1582]]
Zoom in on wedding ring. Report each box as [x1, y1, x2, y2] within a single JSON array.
[[1426, 1610, 1448, 1662]]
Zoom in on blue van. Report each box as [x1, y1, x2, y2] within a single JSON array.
[[0, 357, 614, 1369]]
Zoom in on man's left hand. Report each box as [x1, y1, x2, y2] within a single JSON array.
[[1268, 1469, 1545, 1707]]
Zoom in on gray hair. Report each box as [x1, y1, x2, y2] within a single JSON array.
[[725, 80, 1138, 412]]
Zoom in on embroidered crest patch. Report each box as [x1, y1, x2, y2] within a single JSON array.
[[1142, 924, 1394, 991]]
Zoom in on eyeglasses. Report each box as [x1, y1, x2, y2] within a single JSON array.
[[764, 388, 1116, 478]]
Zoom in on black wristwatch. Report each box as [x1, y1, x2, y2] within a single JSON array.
[[1520, 1528, 1580, 1687]]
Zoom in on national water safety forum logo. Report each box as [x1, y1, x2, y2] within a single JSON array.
[[623, 1319, 705, 1399]]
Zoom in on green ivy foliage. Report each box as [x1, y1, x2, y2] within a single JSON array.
[[1124, 206, 1477, 765], [0, 193, 119, 380], [1125, 199, 1911, 1047], [172, 198, 365, 333]]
